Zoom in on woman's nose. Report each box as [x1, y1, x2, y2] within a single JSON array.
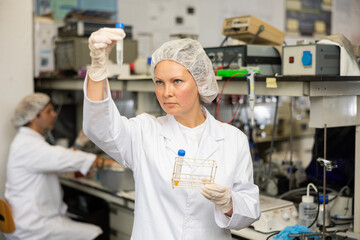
[[164, 84, 173, 96]]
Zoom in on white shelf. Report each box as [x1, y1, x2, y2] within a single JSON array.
[[35, 76, 360, 97]]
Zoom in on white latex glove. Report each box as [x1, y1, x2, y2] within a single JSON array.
[[88, 27, 126, 81], [200, 183, 233, 214], [74, 130, 90, 149]]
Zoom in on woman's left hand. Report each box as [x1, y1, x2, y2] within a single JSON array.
[[200, 183, 233, 215]]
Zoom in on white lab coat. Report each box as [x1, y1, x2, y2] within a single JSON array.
[[83, 78, 260, 240], [5, 127, 102, 240]]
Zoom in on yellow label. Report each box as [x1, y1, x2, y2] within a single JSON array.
[[266, 78, 277, 88], [175, 181, 179, 186]]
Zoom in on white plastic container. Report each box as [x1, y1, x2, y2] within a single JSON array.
[[317, 195, 330, 227], [299, 183, 318, 231], [115, 23, 124, 69]]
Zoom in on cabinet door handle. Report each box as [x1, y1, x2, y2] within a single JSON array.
[[110, 228, 117, 236], [109, 207, 118, 215]]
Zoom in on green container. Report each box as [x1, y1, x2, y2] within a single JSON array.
[[216, 69, 261, 77]]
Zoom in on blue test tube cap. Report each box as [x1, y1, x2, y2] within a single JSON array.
[[115, 23, 125, 29], [178, 149, 185, 157], [147, 57, 152, 65]]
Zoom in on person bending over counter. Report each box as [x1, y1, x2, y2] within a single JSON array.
[[83, 27, 261, 240], [5, 93, 113, 240]]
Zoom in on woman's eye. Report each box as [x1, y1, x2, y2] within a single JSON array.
[[155, 81, 163, 85], [174, 79, 182, 84]]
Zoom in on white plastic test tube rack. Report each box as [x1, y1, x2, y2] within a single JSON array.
[[171, 157, 218, 189]]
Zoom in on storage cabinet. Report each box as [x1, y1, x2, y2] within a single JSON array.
[[109, 203, 134, 240]]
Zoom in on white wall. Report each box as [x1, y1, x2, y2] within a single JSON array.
[[118, 0, 286, 51], [119, 0, 360, 56], [332, 0, 360, 43], [0, 0, 33, 203], [119, 0, 286, 55]]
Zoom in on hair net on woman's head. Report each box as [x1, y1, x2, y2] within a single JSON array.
[[150, 38, 218, 103], [13, 93, 51, 128]]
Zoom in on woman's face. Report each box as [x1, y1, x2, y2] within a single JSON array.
[[154, 60, 201, 118]]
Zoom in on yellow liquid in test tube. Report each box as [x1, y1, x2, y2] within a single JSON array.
[[175, 149, 185, 187]]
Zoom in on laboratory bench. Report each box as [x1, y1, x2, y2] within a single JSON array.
[[60, 174, 360, 240], [60, 173, 273, 240], [60, 174, 135, 240], [39, 74, 360, 235]]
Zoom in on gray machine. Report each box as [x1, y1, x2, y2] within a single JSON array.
[[282, 44, 340, 75], [204, 45, 281, 75], [55, 37, 138, 71], [58, 21, 133, 39]]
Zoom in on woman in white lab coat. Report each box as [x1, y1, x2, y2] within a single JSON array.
[[84, 28, 260, 239], [5, 93, 103, 240]]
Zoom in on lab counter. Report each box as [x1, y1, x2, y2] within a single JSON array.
[[60, 174, 360, 240], [60, 174, 135, 209], [60, 174, 135, 240], [59, 174, 262, 240]]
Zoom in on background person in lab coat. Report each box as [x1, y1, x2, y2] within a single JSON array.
[[83, 28, 260, 239], [4, 93, 106, 240]]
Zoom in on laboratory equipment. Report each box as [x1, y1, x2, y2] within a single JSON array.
[[251, 195, 298, 233], [317, 123, 338, 239], [299, 183, 318, 231], [222, 15, 285, 45], [171, 155, 217, 189], [317, 195, 331, 227], [204, 45, 281, 75], [34, 17, 57, 78], [58, 21, 133, 38], [54, 37, 138, 71], [115, 23, 125, 69], [288, 230, 358, 240], [58, 21, 114, 37], [282, 44, 340, 75], [98, 167, 135, 192], [247, 69, 256, 127], [328, 187, 353, 219]]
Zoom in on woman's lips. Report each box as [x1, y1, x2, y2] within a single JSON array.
[[164, 102, 176, 106]]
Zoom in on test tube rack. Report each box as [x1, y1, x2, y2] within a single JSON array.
[[171, 156, 217, 189]]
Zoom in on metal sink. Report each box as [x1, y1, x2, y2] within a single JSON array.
[[98, 167, 135, 192]]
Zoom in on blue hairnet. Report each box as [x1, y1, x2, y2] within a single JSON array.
[[150, 38, 218, 103], [13, 93, 50, 128]]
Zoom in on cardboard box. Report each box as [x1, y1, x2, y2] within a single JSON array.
[[222, 15, 285, 45]]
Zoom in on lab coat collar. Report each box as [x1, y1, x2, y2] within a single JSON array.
[[19, 127, 45, 140], [161, 107, 224, 159]]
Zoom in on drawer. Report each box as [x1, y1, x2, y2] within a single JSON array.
[[110, 229, 131, 240], [109, 203, 134, 236]]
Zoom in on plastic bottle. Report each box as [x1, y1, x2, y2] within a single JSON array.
[[146, 57, 152, 76], [115, 23, 124, 69], [299, 183, 318, 231], [174, 149, 185, 186], [318, 195, 330, 227]]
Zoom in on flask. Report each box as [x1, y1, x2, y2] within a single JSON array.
[[115, 23, 124, 69], [299, 183, 318, 231], [174, 149, 185, 186]]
